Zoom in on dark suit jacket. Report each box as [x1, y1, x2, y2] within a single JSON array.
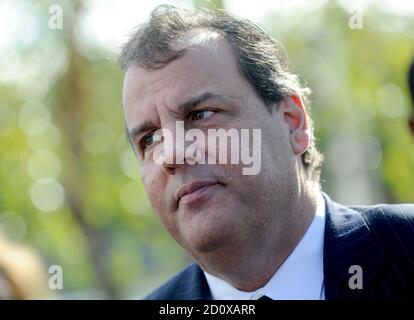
[[145, 194, 414, 300]]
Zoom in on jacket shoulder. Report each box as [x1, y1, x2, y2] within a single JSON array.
[[144, 263, 198, 300], [351, 203, 414, 273], [351, 203, 414, 229]]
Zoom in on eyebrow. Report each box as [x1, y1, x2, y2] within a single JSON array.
[[127, 91, 231, 143], [126, 120, 156, 145], [175, 91, 229, 116]]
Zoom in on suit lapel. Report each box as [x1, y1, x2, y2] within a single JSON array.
[[323, 194, 386, 300]]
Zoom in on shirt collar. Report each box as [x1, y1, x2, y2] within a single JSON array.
[[204, 191, 326, 300]]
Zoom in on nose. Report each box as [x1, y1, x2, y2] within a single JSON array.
[[158, 139, 185, 175], [152, 121, 200, 175]]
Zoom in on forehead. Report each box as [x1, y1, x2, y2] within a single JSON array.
[[122, 33, 247, 125]]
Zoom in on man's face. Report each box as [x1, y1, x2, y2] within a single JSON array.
[[122, 34, 303, 260]]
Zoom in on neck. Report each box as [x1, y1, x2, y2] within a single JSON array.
[[196, 183, 320, 292]]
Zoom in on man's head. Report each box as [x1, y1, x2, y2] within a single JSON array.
[[120, 5, 323, 271]]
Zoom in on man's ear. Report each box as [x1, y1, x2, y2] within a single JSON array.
[[280, 95, 311, 155]]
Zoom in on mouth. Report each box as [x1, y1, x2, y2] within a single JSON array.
[[175, 180, 221, 206]]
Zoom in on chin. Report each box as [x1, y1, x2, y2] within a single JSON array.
[[179, 204, 239, 253], [185, 223, 232, 254], [193, 236, 225, 253]]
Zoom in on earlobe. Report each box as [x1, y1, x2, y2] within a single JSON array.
[[290, 130, 311, 155]]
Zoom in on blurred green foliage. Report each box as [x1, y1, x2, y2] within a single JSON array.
[[0, 0, 413, 298]]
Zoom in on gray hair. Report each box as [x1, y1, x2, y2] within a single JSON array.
[[119, 5, 323, 182]]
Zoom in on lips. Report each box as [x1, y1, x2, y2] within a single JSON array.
[[175, 180, 219, 205]]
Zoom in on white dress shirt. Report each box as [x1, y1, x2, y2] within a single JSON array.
[[204, 192, 326, 300]]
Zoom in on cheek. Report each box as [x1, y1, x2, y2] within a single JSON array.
[[141, 165, 168, 214], [142, 169, 181, 240], [256, 127, 295, 186]]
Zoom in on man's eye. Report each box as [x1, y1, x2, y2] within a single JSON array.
[[190, 110, 215, 121], [141, 133, 154, 150]]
